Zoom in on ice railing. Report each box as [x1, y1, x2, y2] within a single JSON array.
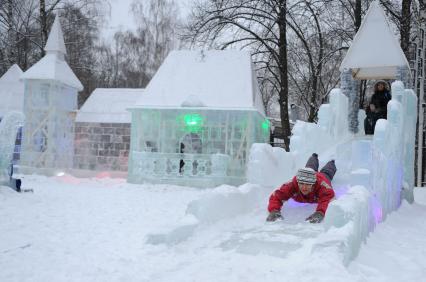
[[248, 81, 417, 265], [0, 111, 25, 183], [130, 151, 230, 179]]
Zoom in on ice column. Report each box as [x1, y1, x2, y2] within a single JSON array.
[[396, 66, 412, 89], [340, 69, 359, 133]]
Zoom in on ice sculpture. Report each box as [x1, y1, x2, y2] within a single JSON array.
[[20, 16, 82, 173], [0, 111, 24, 182], [246, 1, 418, 265]]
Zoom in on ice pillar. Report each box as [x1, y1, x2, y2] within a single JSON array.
[[341, 69, 359, 133]]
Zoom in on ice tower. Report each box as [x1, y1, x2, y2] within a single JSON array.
[[128, 50, 269, 187], [20, 16, 83, 172], [339, 0, 411, 133]]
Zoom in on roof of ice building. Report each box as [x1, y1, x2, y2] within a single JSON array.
[[133, 50, 265, 116], [21, 16, 83, 90], [0, 64, 23, 84], [75, 88, 144, 123], [339, 1, 410, 79], [0, 64, 24, 118]]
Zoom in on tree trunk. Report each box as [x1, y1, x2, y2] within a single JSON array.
[[39, 0, 48, 56], [400, 0, 412, 59], [354, 0, 362, 31], [278, 0, 291, 151], [6, 0, 15, 67]]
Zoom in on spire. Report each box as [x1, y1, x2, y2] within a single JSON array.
[[44, 16, 67, 59]]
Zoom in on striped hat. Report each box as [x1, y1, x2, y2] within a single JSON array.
[[296, 167, 317, 184]]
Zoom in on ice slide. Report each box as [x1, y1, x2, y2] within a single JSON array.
[[145, 81, 417, 266]]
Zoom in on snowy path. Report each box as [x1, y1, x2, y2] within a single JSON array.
[[1, 175, 426, 282]]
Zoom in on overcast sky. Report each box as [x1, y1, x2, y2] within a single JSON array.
[[104, 0, 194, 39]]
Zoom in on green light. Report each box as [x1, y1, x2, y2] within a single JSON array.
[[180, 113, 204, 132], [261, 119, 270, 130]]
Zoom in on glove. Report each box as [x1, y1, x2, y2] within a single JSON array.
[[305, 211, 324, 223], [266, 210, 283, 222]]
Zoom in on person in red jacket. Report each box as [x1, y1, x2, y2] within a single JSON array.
[[266, 153, 336, 223]]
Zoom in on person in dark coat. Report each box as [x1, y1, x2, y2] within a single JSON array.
[[364, 80, 392, 135], [266, 153, 337, 223]]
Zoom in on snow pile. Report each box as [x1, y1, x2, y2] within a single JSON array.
[[414, 187, 426, 205]]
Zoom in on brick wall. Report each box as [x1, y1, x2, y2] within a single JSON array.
[[74, 122, 131, 171]]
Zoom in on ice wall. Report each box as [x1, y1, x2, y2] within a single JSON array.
[[246, 143, 295, 188], [290, 88, 350, 168], [248, 89, 350, 186], [323, 81, 417, 265], [0, 111, 25, 182]]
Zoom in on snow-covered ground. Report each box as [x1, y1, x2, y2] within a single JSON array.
[[1, 175, 426, 282]]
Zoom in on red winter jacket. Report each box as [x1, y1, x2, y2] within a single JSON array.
[[267, 172, 335, 215]]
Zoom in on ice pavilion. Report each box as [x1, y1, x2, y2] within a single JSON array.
[[128, 50, 269, 187]]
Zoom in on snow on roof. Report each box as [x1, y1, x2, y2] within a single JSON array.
[[0, 64, 24, 117], [339, 1, 410, 79], [21, 16, 83, 90], [133, 50, 265, 115], [75, 88, 144, 123]]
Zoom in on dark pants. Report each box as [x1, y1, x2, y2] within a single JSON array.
[[364, 111, 387, 135], [305, 153, 336, 182]]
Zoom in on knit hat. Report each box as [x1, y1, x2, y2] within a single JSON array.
[[296, 167, 316, 184]]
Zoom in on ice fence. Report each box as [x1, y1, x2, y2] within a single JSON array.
[[247, 82, 417, 264]]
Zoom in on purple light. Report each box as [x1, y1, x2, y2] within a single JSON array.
[[371, 195, 383, 224], [285, 199, 310, 208], [333, 185, 350, 199]]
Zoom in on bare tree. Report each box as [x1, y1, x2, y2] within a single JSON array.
[[184, 0, 292, 150], [60, 3, 102, 106], [94, 0, 180, 90], [131, 0, 181, 77]]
